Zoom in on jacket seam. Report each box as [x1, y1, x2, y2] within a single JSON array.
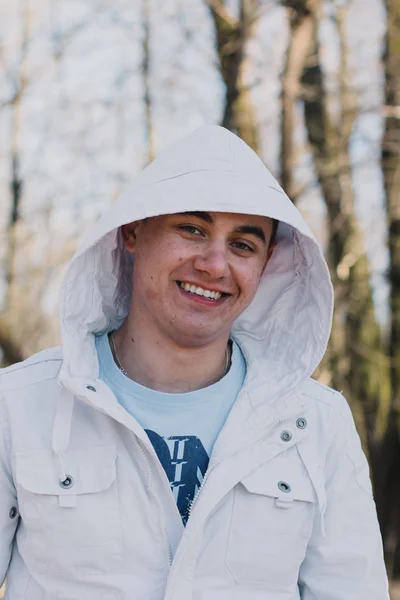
[[325, 394, 373, 498], [0, 374, 60, 393], [343, 449, 373, 498], [300, 391, 338, 410], [336, 404, 373, 493], [309, 391, 360, 429], [0, 356, 62, 379], [301, 385, 347, 414], [304, 378, 336, 394], [154, 168, 235, 184], [0, 392, 12, 472]]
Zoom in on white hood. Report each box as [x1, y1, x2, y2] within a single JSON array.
[[59, 125, 333, 404]]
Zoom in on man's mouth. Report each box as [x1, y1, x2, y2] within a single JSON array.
[[177, 281, 228, 301]]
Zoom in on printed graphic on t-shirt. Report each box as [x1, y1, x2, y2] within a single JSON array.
[[146, 430, 209, 524]]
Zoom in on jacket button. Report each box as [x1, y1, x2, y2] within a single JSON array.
[[278, 481, 291, 493], [59, 476, 74, 489], [280, 430, 292, 442], [86, 385, 96, 392], [9, 507, 18, 519], [296, 417, 307, 429]]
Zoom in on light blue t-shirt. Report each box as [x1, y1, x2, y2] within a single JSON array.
[[95, 332, 246, 524]]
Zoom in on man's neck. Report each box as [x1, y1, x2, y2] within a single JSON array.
[[112, 316, 231, 393]]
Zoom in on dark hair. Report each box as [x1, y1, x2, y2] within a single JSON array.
[[269, 219, 279, 248]]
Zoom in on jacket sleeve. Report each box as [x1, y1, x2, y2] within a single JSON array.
[[0, 393, 18, 587], [298, 393, 389, 600]]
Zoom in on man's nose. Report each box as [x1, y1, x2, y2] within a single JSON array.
[[193, 243, 230, 279]]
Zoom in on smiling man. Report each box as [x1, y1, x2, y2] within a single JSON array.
[[108, 210, 276, 524], [0, 126, 388, 599], [116, 211, 276, 387]]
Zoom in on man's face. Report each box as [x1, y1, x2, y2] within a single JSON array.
[[122, 211, 275, 347]]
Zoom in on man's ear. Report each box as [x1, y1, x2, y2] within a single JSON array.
[[261, 242, 277, 277], [121, 222, 139, 253]]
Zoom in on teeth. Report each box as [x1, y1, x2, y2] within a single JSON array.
[[179, 282, 222, 300]]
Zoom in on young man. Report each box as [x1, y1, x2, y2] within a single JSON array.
[[0, 126, 388, 599]]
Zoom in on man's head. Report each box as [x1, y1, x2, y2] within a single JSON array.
[[121, 211, 277, 348]]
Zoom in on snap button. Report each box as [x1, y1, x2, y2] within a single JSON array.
[[9, 506, 18, 519], [278, 481, 291, 493], [59, 476, 74, 489], [280, 430, 292, 442], [296, 417, 307, 429], [86, 385, 96, 392]]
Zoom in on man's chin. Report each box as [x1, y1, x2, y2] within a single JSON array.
[[168, 323, 231, 348]]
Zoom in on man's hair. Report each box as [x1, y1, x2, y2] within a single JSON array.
[[269, 219, 279, 248]]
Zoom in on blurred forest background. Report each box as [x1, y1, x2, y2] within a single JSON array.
[[0, 0, 399, 596]]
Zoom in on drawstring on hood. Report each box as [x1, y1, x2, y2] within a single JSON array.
[[52, 125, 334, 497], [52, 385, 74, 484]]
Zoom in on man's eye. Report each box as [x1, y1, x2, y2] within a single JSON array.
[[179, 225, 202, 235], [232, 241, 254, 252]]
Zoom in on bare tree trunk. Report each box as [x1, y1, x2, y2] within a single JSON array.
[[142, 0, 154, 163], [5, 0, 29, 309], [281, 10, 394, 573], [280, 2, 317, 199], [290, 3, 387, 450], [0, 0, 30, 365], [0, 323, 24, 366], [208, 0, 260, 151], [375, 0, 400, 579]]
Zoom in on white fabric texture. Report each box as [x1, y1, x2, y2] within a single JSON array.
[[0, 126, 388, 599]]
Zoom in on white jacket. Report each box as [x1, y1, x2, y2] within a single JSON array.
[[0, 126, 388, 599]]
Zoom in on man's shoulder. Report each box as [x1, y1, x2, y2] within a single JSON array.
[[299, 377, 351, 418], [0, 346, 63, 394]]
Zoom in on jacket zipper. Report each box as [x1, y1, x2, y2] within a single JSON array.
[[134, 434, 173, 566], [187, 416, 290, 519], [166, 416, 292, 600]]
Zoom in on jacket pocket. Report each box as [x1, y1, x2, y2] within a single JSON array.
[[15, 445, 122, 576], [226, 452, 316, 589]]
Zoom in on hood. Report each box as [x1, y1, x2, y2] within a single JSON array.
[[58, 125, 333, 403]]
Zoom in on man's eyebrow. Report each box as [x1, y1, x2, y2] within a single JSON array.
[[179, 211, 214, 224], [177, 213, 266, 243], [234, 225, 266, 244]]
